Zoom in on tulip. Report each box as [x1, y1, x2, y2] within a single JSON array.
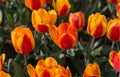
[[32, 8, 57, 33], [11, 26, 35, 54], [83, 63, 101, 77], [109, 50, 120, 72], [87, 12, 107, 38], [106, 18, 120, 42], [107, 0, 120, 4], [116, 3, 120, 19], [0, 53, 5, 71], [69, 12, 85, 31], [49, 23, 77, 50], [27, 57, 72, 77], [0, 0, 7, 2], [0, 71, 11, 77], [52, 0, 71, 16]]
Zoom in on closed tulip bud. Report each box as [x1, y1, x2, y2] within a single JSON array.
[[27, 57, 72, 77], [87, 12, 107, 38], [52, 0, 71, 16], [69, 12, 85, 31], [83, 63, 101, 77], [109, 50, 120, 72], [32, 8, 57, 33], [49, 23, 77, 50], [11, 26, 35, 54], [116, 3, 120, 19], [25, 0, 46, 10], [106, 18, 120, 42], [107, 0, 120, 4]]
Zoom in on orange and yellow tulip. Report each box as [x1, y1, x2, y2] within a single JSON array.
[[27, 57, 72, 77], [83, 63, 101, 77], [116, 3, 120, 19], [11, 26, 35, 54], [0, 71, 11, 77], [69, 12, 85, 31], [49, 23, 77, 50], [52, 0, 71, 16], [32, 8, 57, 33], [0, 53, 5, 71], [87, 12, 107, 38], [109, 50, 120, 72], [106, 18, 120, 42], [25, 0, 51, 10], [107, 0, 120, 4], [0, 54, 11, 77]]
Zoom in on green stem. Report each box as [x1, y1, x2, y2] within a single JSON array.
[[43, 33, 48, 57], [88, 37, 95, 52], [64, 50, 67, 67], [111, 41, 115, 50], [24, 55, 28, 77]]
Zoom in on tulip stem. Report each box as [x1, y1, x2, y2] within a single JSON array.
[[117, 72, 120, 77], [43, 33, 48, 57], [111, 41, 115, 50], [24, 55, 28, 77], [64, 50, 67, 67], [88, 37, 95, 52]]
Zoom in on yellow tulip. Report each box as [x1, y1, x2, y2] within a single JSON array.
[[87, 12, 107, 38]]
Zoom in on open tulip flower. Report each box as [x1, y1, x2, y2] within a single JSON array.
[[32, 8, 57, 33], [69, 12, 85, 31], [27, 57, 72, 77], [87, 12, 107, 38], [52, 0, 71, 16], [11, 26, 35, 55], [49, 23, 77, 50], [25, 0, 51, 10], [83, 63, 101, 77], [106, 18, 120, 42], [109, 50, 120, 72]]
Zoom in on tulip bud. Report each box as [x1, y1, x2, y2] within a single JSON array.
[[52, 0, 71, 16], [11, 26, 35, 54], [24, 0, 45, 10], [83, 63, 101, 77], [87, 12, 107, 38], [0, 53, 5, 71], [106, 18, 120, 42], [109, 50, 120, 72], [0, 71, 11, 77], [69, 12, 85, 31]]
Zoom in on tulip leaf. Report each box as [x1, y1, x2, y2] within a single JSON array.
[[13, 62, 26, 77], [7, 14, 14, 31], [91, 46, 103, 57]]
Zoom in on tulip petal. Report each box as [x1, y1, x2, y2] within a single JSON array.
[[27, 64, 37, 77], [0, 71, 11, 77]]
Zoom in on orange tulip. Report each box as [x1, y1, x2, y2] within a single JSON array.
[[0, 71, 11, 77], [49, 23, 77, 50], [87, 12, 107, 38], [116, 3, 120, 19], [32, 8, 57, 33], [106, 18, 120, 42], [107, 0, 120, 4], [27, 57, 72, 77], [69, 12, 85, 31], [83, 63, 101, 77], [25, 0, 51, 10], [0, 53, 5, 71], [52, 0, 71, 16], [11, 26, 35, 54], [109, 50, 120, 72]]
